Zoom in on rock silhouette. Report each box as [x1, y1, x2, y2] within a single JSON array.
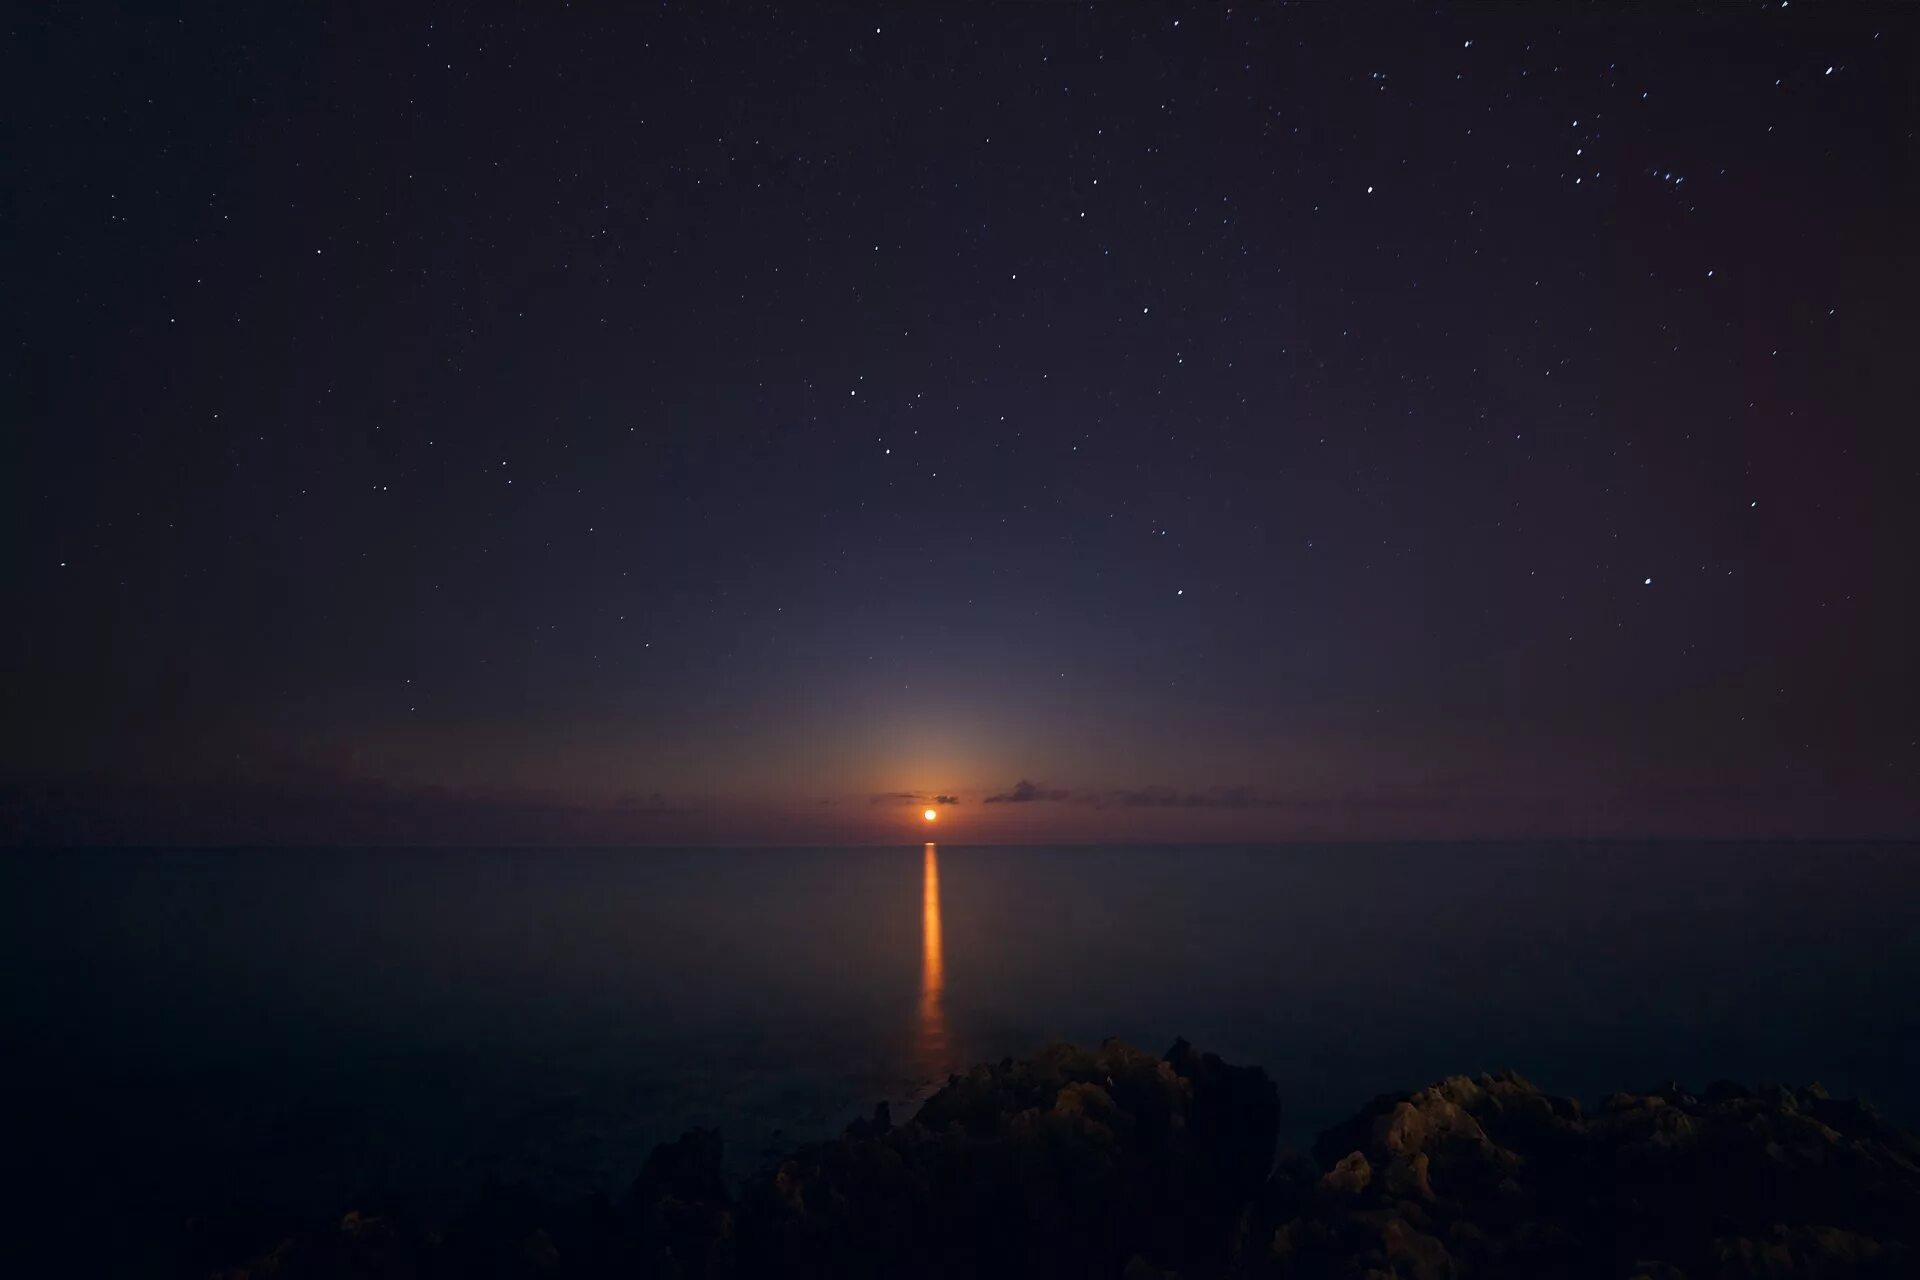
[[207, 1043, 1920, 1279], [1266, 1070, 1920, 1278]]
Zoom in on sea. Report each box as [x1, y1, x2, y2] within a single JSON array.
[[5, 842, 1917, 1267]]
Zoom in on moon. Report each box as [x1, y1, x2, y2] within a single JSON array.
[[923, 808, 938, 822]]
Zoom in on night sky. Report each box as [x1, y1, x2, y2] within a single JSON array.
[[6, 4, 1916, 845]]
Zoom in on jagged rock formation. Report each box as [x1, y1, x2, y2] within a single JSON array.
[[1257, 1071, 1920, 1278], [206, 1044, 1920, 1279], [740, 1038, 1279, 1278]]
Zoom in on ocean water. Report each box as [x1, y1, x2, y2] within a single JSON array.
[[5, 842, 1918, 1259]]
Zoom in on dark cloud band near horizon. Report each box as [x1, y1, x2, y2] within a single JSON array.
[[982, 780, 1291, 808], [6, 770, 1913, 846], [872, 791, 962, 807]]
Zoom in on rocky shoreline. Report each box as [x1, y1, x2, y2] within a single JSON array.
[[206, 1039, 1920, 1278]]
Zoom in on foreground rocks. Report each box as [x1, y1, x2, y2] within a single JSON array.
[[205, 1043, 1920, 1279], [1269, 1071, 1920, 1278]]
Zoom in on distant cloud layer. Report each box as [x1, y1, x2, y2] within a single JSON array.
[[891, 780, 1293, 808], [6, 768, 1909, 846], [0, 775, 693, 847], [1104, 785, 1283, 809], [983, 780, 1290, 808], [871, 790, 961, 807], [983, 779, 1073, 804]]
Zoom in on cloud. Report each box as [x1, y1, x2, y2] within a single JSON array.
[[871, 790, 961, 807], [984, 779, 1073, 804], [979, 780, 1280, 807], [1102, 785, 1283, 809], [0, 774, 692, 847]]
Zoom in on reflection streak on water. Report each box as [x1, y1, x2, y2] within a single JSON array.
[[918, 842, 948, 1073]]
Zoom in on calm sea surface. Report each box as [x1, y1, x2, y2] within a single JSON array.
[[6, 843, 1918, 1257]]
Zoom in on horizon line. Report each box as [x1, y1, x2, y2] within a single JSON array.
[[7, 835, 1917, 852]]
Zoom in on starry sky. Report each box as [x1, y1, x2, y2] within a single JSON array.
[[5, 4, 1916, 845]]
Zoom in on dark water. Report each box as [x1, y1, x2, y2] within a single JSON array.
[[6, 843, 1918, 1260]]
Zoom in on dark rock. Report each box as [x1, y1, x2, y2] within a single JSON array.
[[1320, 1150, 1372, 1196], [735, 1038, 1277, 1278], [1166, 1036, 1284, 1200], [1255, 1066, 1920, 1279], [1383, 1149, 1433, 1203], [205, 1044, 1920, 1280], [625, 1126, 730, 1207], [841, 1101, 892, 1141]]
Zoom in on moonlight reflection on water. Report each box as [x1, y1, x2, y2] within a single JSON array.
[[917, 842, 947, 1078]]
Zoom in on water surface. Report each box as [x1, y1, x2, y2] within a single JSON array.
[[5, 842, 1916, 1260]]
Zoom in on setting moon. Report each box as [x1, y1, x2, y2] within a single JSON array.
[[923, 808, 938, 822]]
